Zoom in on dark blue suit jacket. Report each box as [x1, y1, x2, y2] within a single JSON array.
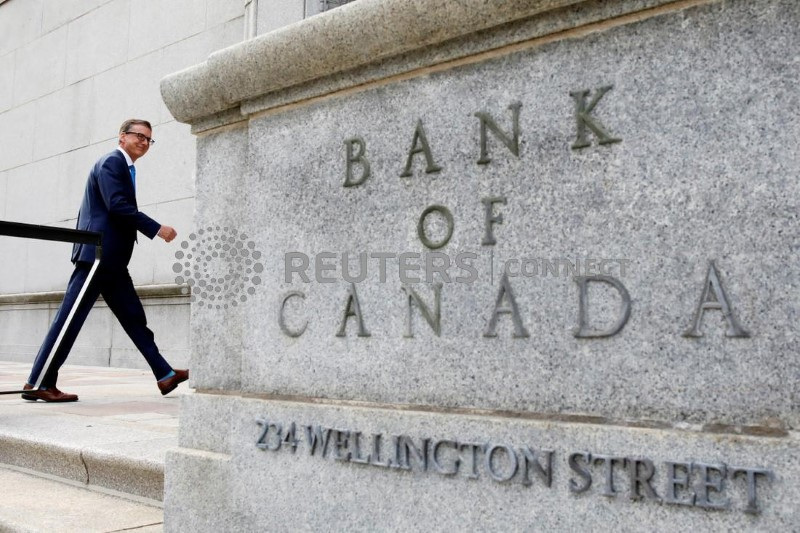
[[71, 149, 161, 267]]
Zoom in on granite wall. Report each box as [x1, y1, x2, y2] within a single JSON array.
[[161, 0, 799, 529]]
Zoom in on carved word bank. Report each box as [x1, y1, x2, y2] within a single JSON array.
[[280, 87, 751, 341]]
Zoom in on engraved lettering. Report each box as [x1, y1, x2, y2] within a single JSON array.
[[731, 466, 774, 515], [484, 273, 530, 338], [481, 196, 507, 246], [398, 435, 429, 471], [304, 425, 332, 457], [475, 102, 522, 164], [694, 463, 730, 510], [402, 283, 442, 337], [626, 457, 661, 501], [519, 447, 553, 487], [664, 461, 695, 506], [573, 275, 631, 338], [460, 442, 483, 479], [349, 431, 372, 465], [264, 422, 282, 451], [370, 433, 390, 468], [432, 440, 460, 476], [279, 291, 307, 338], [282, 422, 299, 452], [417, 204, 454, 250], [255, 418, 270, 450], [344, 136, 370, 187], [568, 452, 593, 493], [683, 261, 750, 338], [594, 455, 625, 497], [570, 85, 621, 149], [389, 436, 404, 470], [400, 119, 442, 177], [335, 283, 371, 337], [485, 443, 519, 483], [331, 429, 352, 462]]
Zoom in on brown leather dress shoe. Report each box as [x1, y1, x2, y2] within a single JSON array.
[[21, 384, 78, 402], [158, 369, 189, 396]]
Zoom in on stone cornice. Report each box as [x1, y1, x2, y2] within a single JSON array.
[[160, 0, 588, 124]]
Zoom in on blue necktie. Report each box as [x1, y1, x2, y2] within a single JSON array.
[[129, 165, 136, 191]]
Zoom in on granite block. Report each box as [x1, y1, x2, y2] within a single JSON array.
[[82, 448, 165, 501], [187, 125, 250, 391], [165, 0, 800, 529], [195, 0, 800, 429], [166, 396, 799, 530], [163, 448, 237, 532], [176, 392, 233, 454], [0, 435, 87, 485]]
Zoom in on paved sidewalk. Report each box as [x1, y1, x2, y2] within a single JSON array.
[[0, 361, 188, 504]]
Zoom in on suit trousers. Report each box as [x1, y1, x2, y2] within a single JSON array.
[[27, 262, 173, 388]]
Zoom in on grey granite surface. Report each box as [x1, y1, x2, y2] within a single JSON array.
[[192, 0, 800, 429], [166, 0, 799, 529], [167, 394, 799, 531]]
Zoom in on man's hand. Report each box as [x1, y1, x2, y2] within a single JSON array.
[[157, 225, 177, 243]]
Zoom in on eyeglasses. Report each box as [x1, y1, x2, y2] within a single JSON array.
[[123, 131, 155, 145]]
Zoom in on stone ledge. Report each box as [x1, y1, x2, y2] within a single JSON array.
[[0, 284, 190, 306], [161, 0, 591, 124], [0, 435, 164, 503]]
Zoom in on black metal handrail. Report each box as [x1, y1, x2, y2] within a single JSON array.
[[0, 220, 102, 394], [0, 220, 101, 246]]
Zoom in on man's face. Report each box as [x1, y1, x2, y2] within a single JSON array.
[[118, 124, 152, 162]]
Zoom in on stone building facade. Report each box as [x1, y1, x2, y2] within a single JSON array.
[[0, 0, 346, 370]]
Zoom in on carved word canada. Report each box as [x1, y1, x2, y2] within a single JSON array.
[[279, 88, 751, 340], [256, 418, 774, 515]]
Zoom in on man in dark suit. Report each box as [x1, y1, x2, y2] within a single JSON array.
[[23, 119, 189, 402]]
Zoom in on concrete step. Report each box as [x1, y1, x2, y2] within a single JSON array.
[[0, 362, 187, 504], [0, 465, 163, 532]]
